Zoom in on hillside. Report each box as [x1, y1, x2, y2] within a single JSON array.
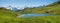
[[0, 7, 20, 23], [0, 7, 18, 17], [17, 1, 60, 14]]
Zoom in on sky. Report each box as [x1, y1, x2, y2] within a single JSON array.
[[0, 0, 57, 9]]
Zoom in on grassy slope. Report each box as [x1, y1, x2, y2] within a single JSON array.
[[21, 15, 60, 23], [47, 4, 60, 14], [0, 7, 20, 23]]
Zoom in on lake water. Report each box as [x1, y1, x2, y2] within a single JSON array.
[[17, 14, 51, 18]]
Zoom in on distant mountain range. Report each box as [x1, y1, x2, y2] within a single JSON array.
[[5, 5, 19, 12]]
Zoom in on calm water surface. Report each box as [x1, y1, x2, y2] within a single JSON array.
[[17, 14, 51, 18]]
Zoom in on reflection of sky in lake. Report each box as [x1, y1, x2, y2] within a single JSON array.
[[17, 14, 50, 18]]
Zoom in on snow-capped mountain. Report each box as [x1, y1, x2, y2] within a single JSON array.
[[5, 5, 25, 12], [12, 7, 18, 12], [6, 5, 18, 12]]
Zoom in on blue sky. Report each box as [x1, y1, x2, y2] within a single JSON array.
[[0, 0, 57, 9]]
